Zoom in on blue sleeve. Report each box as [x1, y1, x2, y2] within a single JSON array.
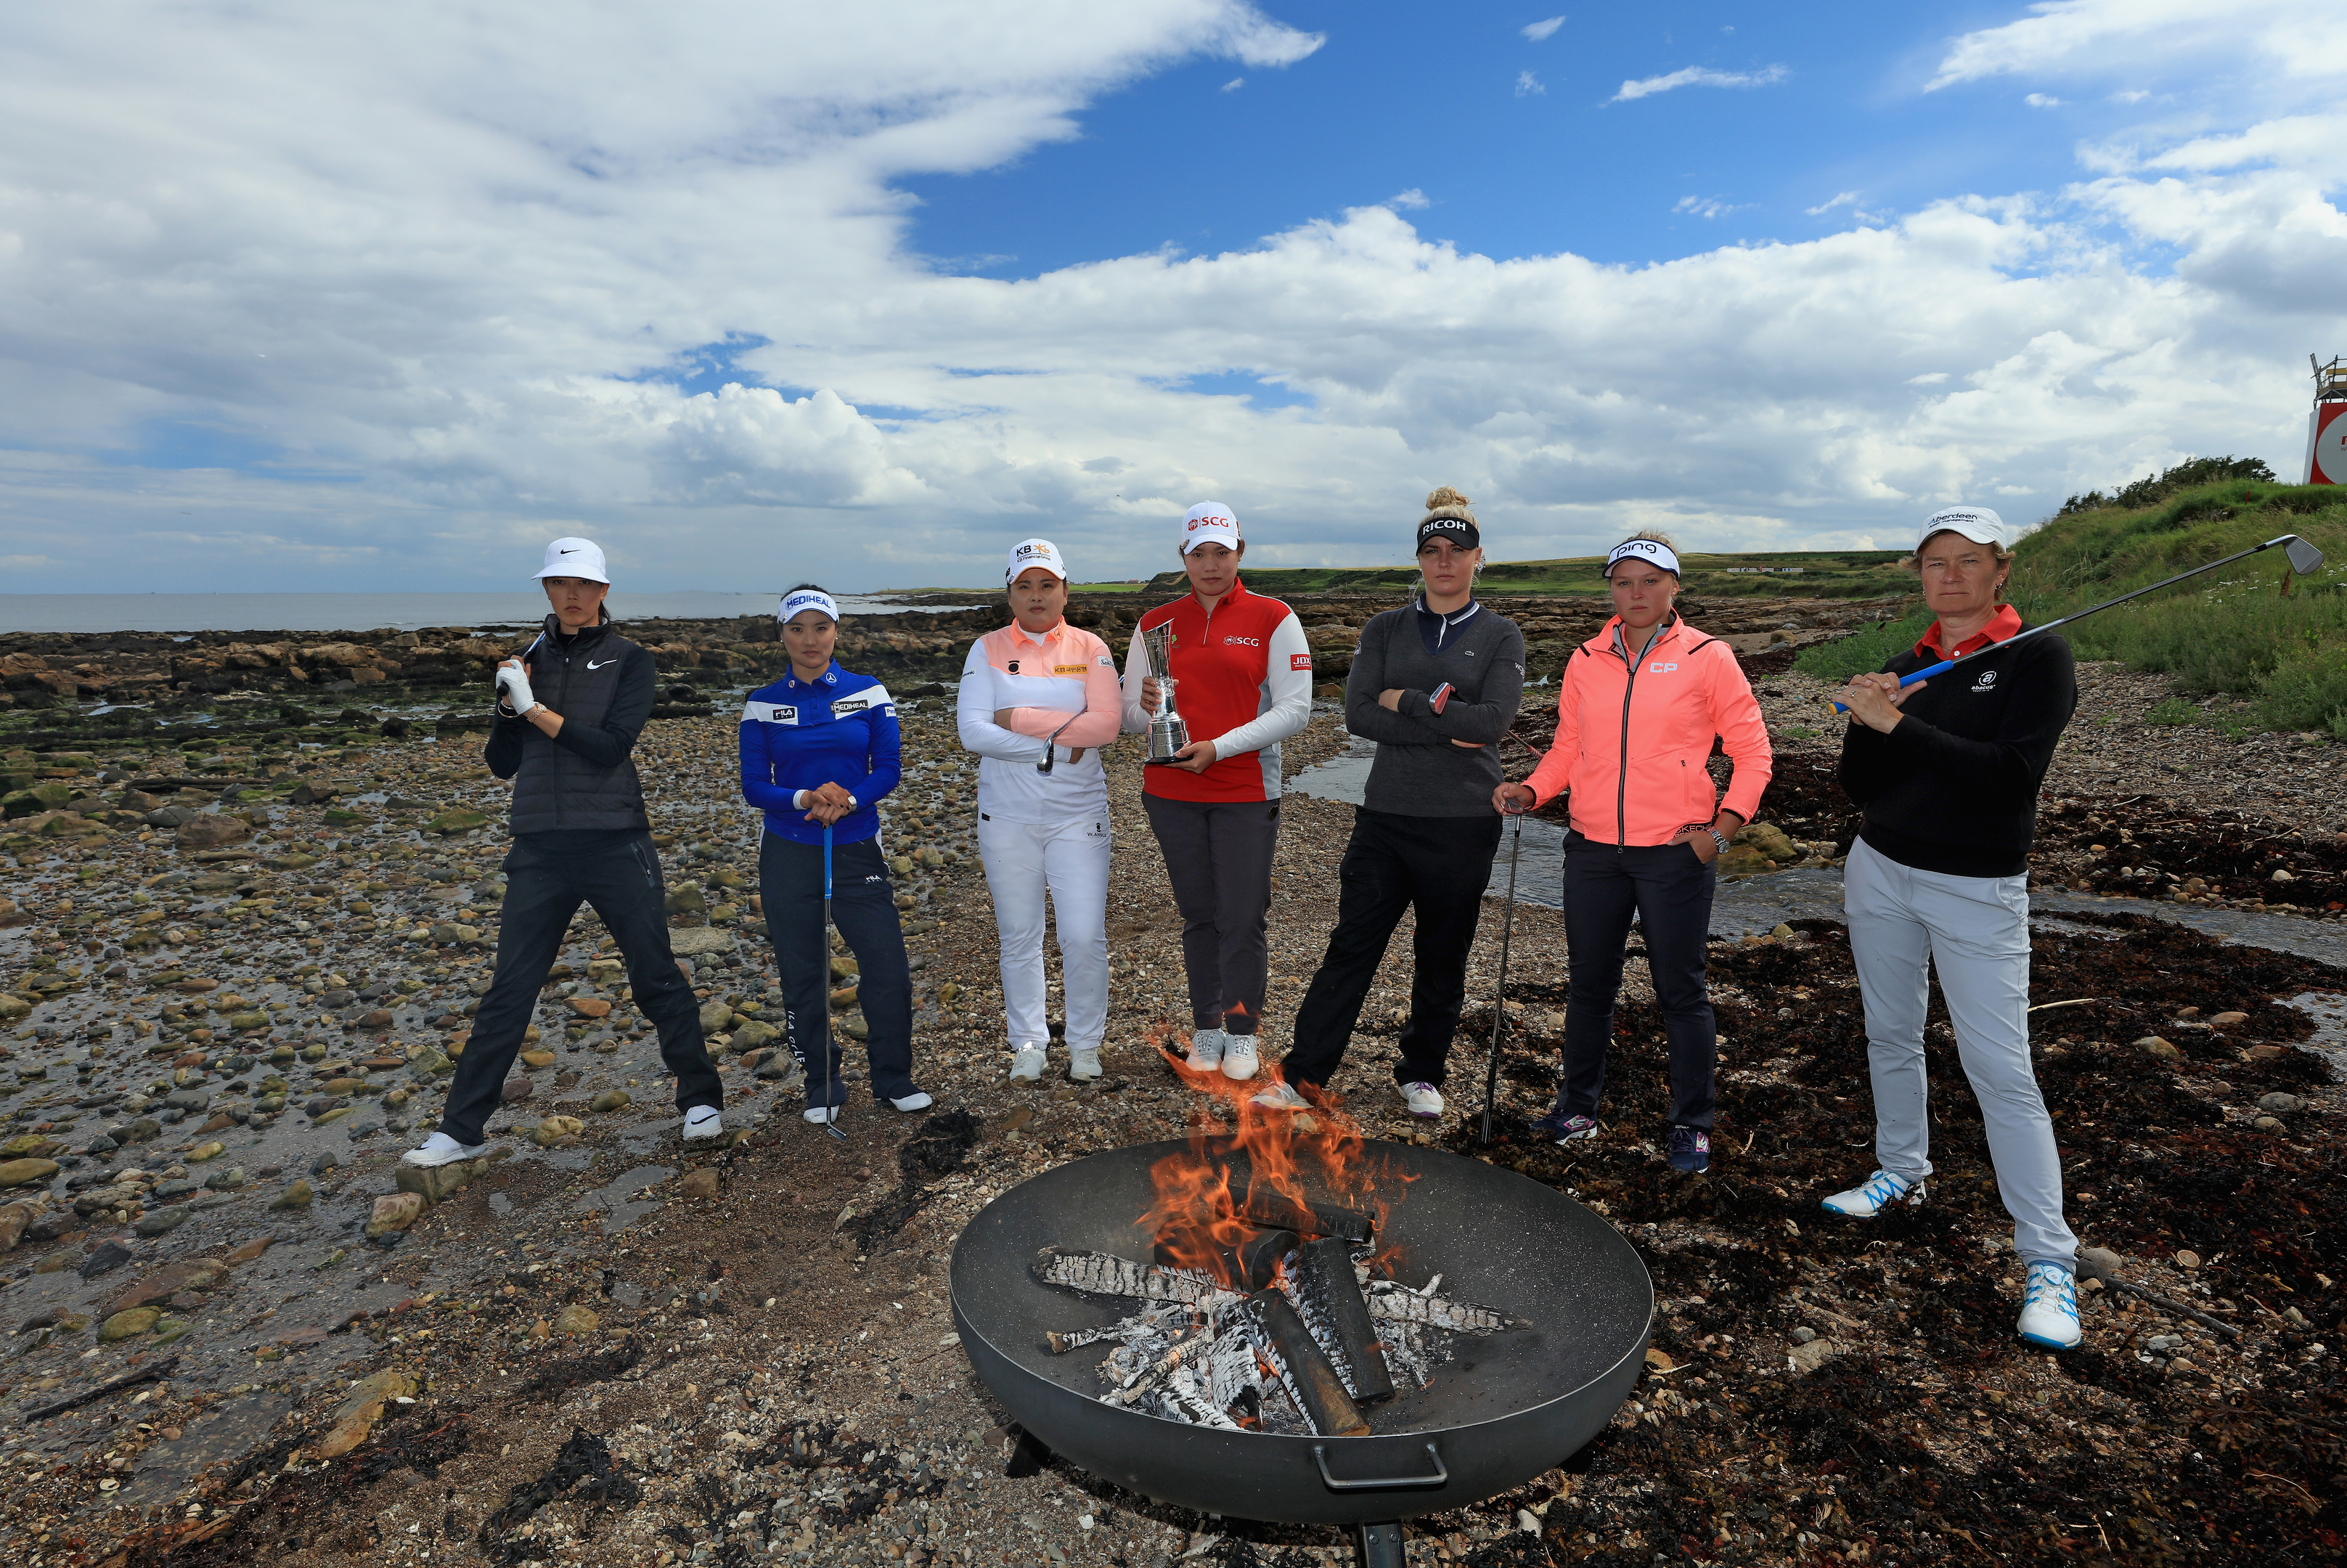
[[739, 716, 796, 814], [854, 703, 903, 804]]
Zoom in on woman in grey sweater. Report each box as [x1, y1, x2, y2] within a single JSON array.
[[1255, 489, 1526, 1121]]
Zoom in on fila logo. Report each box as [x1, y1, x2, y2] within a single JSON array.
[[1289, 653, 1312, 671], [1224, 635, 1261, 647], [1648, 661, 1679, 674], [744, 702, 798, 724]]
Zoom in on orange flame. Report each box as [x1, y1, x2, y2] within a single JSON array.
[[1136, 1017, 1413, 1288]]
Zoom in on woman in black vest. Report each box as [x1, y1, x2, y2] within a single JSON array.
[[404, 537, 722, 1168]]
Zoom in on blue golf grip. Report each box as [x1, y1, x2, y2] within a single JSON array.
[[823, 824, 833, 903], [1830, 658, 1953, 714]]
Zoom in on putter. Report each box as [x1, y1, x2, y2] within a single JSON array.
[[1479, 804, 1527, 1146], [815, 823, 847, 1141], [1831, 533, 2327, 718]]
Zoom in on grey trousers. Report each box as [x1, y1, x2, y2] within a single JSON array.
[[1844, 836, 2077, 1270], [1141, 793, 1280, 1034]]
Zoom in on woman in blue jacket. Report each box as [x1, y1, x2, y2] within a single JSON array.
[[740, 585, 931, 1125]]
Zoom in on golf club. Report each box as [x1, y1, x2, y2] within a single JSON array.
[[815, 822, 847, 1141], [1479, 804, 1526, 1146], [1830, 532, 2327, 718]]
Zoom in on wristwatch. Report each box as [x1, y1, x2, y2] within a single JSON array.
[[1706, 825, 1731, 857]]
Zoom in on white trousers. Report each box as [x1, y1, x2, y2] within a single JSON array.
[[976, 812, 1112, 1051], [1845, 836, 2077, 1270]]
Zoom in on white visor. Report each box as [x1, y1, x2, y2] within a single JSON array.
[[1605, 538, 1681, 577], [779, 588, 840, 624]]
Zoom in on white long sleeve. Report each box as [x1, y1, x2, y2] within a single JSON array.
[[1119, 621, 1154, 736], [1205, 612, 1313, 757], [956, 641, 1048, 764]]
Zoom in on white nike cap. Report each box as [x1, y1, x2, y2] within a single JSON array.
[[1180, 501, 1240, 555], [535, 536, 610, 584], [1916, 507, 2006, 551], [1005, 537, 1069, 584]]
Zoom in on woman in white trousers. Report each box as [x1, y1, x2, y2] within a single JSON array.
[[1827, 506, 2083, 1351], [956, 539, 1124, 1082]]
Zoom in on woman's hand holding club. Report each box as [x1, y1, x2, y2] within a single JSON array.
[[1840, 671, 1921, 734], [1493, 782, 1537, 816], [800, 780, 858, 825]]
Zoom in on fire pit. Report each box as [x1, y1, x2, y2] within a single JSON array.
[[950, 1134, 1651, 1564]]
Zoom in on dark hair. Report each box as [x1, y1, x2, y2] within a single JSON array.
[[785, 581, 830, 597]]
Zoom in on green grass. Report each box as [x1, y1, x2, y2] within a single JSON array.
[[1157, 548, 1911, 600], [2004, 479, 2347, 736], [1794, 610, 1932, 683]]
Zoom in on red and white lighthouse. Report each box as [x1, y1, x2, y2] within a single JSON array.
[[2307, 354, 2347, 485]]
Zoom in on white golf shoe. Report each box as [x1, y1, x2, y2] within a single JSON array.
[[1252, 1080, 1310, 1111], [1820, 1169, 1925, 1218], [1008, 1044, 1048, 1082], [1396, 1081, 1444, 1119], [1220, 1035, 1260, 1081], [2017, 1262, 2082, 1349], [1068, 1047, 1102, 1082], [889, 1091, 934, 1112], [1183, 1029, 1226, 1074], [681, 1106, 723, 1143], [401, 1132, 486, 1168]]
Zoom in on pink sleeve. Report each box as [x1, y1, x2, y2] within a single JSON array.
[[1524, 661, 1582, 807], [1709, 646, 1773, 824], [1000, 633, 1122, 746]]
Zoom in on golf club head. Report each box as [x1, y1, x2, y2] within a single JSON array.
[[2279, 534, 2327, 575]]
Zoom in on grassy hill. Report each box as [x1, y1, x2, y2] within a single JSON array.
[[1798, 479, 2347, 735], [1146, 548, 1909, 600]]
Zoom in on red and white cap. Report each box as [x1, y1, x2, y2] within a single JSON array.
[[535, 536, 609, 584], [1180, 501, 1240, 555], [1005, 537, 1069, 584]]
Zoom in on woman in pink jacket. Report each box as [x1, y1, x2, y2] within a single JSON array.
[[957, 539, 1126, 1084], [1493, 533, 1771, 1172]]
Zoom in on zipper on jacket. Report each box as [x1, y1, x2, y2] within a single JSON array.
[[1613, 640, 1637, 849]]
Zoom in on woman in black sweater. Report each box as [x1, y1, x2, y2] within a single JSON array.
[[1254, 489, 1525, 1122], [1824, 505, 2082, 1352]]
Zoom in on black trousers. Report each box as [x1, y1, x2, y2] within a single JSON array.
[[1283, 809, 1501, 1092], [1559, 831, 1718, 1130], [1140, 794, 1281, 1034], [759, 831, 918, 1108], [438, 830, 719, 1146]]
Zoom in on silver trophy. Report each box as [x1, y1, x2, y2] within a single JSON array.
[[1140, 621, 1190, 764]]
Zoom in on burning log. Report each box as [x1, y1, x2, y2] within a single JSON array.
[[1241, 1288, 1372, 1437], [1290, 1236, 1395, 1403], [1227, 1156, 1376, 1245], [1031, 1247, 1239, 1310], [1364, 1278, 1513, 1334], [1154, 1225, 1297, 1292]]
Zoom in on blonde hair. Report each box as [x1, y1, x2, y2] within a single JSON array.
[[1617, 528, 1677, 552], [1421, 485, 1476, 526]]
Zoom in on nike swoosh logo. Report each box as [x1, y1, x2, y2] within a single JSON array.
[[586, 658, 614, 669], [560, 547, 579, 554]]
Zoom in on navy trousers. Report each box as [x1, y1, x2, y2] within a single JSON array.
[[759, 830, 918, 1108], [1558, 831, 1719, 1131]]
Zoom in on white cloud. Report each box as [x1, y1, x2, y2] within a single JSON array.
[[0, 1, 2340, 592], [2025, 92, 2062, 107], [2111, 89, 2151, 102], [1388, 188, 1431, 210], [1223, 77, 1245, 91], [1516, 70, 1545, 97], [1928, 0, 2344, 91], [1673, 195, 1749, 219], [1522, 16, 1565, 43], [1612, 64, 1787, 102], [1806, 190, 1860, 215]]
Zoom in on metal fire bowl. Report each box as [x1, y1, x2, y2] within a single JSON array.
[[950, 1139, 1652, 1527]]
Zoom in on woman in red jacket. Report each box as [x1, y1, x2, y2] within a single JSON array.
[[1122, 502, 1313, 1084], [1493, 533, 1771, 1172]]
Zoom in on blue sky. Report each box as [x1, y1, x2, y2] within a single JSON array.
[[905, 4, 2105, 279], [0, 0, 2341, 592]]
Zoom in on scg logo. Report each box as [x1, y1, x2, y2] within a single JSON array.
[[1224, 635, 1261, 647], [1187, 514, 1231, 531]]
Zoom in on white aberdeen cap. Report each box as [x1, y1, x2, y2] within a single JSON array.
[[1005, 537, 1069, 584], [1180, 501, 1240, 555], [1917, 506, 2007, 550], [534, 536, 610, 584]]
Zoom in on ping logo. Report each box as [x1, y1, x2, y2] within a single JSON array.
[[1649, 661, 1679, 674]]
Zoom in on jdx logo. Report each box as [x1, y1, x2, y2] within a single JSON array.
[[1648, 661, 1679, 674]]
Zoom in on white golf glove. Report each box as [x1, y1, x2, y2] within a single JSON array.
[[495, 661, 539, 717]]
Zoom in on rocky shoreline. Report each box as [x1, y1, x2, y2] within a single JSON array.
[[0, 595, 2338, 1567]]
